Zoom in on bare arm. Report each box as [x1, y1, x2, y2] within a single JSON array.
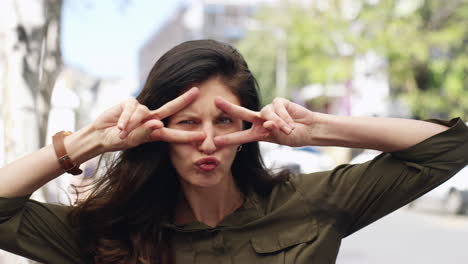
[[0, 125, 103, 198], [309, 113, 448, 152], [213, 97, 449, 151], [0, 88, 205, 198]]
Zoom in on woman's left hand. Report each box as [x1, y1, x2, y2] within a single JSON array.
[[213, 97, 317, 147]]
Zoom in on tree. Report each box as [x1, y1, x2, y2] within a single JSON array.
[[1, 0, 63, 155], [238, 0, 468, 119], [238, 1, 355, 105], [355, 0, 468, 118], [1, 1, 63, 262], [237, 27, 279, 105]]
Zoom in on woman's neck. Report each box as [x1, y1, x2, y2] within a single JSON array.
[[176, 175, 244, 227]]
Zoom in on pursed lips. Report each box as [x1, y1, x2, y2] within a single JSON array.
[[195, 157, 220, 172]]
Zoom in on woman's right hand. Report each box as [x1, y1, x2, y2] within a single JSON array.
[[92, 87, 206, 152]]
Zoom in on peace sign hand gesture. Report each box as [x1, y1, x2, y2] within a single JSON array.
[[93, 87, 206, 152], [213, 97, 317, 147]]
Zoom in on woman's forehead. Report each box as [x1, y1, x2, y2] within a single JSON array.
[[169, 82, 239, 118], [195, 78, 240, 104]]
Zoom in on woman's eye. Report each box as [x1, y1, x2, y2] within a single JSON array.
[[218, 117, 233, 124], [179, 120, 196, 125]]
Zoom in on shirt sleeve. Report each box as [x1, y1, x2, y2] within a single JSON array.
[[0, 195, 89, 264], [292, 118, 468, 237]]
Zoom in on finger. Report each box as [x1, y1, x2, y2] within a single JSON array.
[[138, 119, 165, 141], [143, 119, 164, 129], [272, 98, 295, 128], [260, 105, 292, 135], [124, 119, 164, 146], [149, 127, 206, 143], [117, 99, 138, 131], [214, 96, 260, 123], [150, 87, 199, 119], [263, 120, 277, 131], [125, 105, 151, 136], [214, 129, 268, 146]]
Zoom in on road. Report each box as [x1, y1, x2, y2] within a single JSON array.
[[337, 207, 468, 264]]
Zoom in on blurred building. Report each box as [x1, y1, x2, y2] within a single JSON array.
[[138, 0, 275, 86], [1, 3, 136, 254], [0, 0, 56, 261], [0, 0, 41, 169], [39, 69, 138, 205]]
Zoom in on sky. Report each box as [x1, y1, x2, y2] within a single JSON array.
[[61, 0, 184, 80]]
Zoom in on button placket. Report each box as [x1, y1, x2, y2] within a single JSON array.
[[173, 232, 196, 263], [212, 231, 226, 255], [213, 231, 233, 264]]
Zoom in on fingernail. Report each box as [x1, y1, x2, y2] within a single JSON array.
[[283, 126, 292, 134], [119, 130, 127, 139]]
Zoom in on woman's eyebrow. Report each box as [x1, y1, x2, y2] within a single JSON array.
[[217, 111, 230, 116], [172, 110, 234, 119], [173, 107, 198, 115]]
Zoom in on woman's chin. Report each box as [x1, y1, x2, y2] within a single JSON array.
[[192, 178, 223, 188], [183, 173, 224, 188]]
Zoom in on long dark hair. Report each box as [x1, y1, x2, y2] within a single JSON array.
[[69, 39, 285, 264]]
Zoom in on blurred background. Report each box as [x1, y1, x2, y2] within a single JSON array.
[[0, 0, 467, 263]]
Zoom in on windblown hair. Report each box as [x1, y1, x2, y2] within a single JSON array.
[[69, 39, 286, 264]]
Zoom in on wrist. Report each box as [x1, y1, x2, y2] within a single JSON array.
[[306, 113, 353, 147], [64, 124, 106, 165]]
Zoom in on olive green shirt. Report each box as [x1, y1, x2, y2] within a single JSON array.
[[1, 118, 468, 264]]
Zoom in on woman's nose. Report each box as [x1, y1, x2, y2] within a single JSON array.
[[198, 124, 217, 154]]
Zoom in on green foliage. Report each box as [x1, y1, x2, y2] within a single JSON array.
[[237, 0, 468, 119], [237, 30, 278, 105]]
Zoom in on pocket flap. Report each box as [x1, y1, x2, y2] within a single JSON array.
[[251, 220, 318, 253]]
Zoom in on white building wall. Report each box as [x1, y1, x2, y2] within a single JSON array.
[[0, 62, 4, 168], [0, 1, 43, 262], [351, 51, 390, 117]]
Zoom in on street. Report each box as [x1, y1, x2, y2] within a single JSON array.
[[337, 207, 468, 264]]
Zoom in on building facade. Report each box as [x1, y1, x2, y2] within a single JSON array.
[[138, 0, 274, 85]]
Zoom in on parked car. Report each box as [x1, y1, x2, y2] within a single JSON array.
[[350, 150, 468, 215], [259, 142, 332, 174], [410, 166, 468, 215]]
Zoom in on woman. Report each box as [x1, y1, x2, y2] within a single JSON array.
[[0, 39, 467, 264]]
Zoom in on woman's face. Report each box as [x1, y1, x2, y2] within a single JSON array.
[[167, 77, 243, 188]]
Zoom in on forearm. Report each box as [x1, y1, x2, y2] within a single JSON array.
[[0, 124, 104, 198], [310, 113, 449, 152]]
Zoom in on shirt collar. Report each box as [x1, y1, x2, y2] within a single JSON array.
[[163, 190, 265, 232]]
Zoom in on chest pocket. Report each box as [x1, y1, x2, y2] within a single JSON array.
[[250, 220, 318, 262]]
